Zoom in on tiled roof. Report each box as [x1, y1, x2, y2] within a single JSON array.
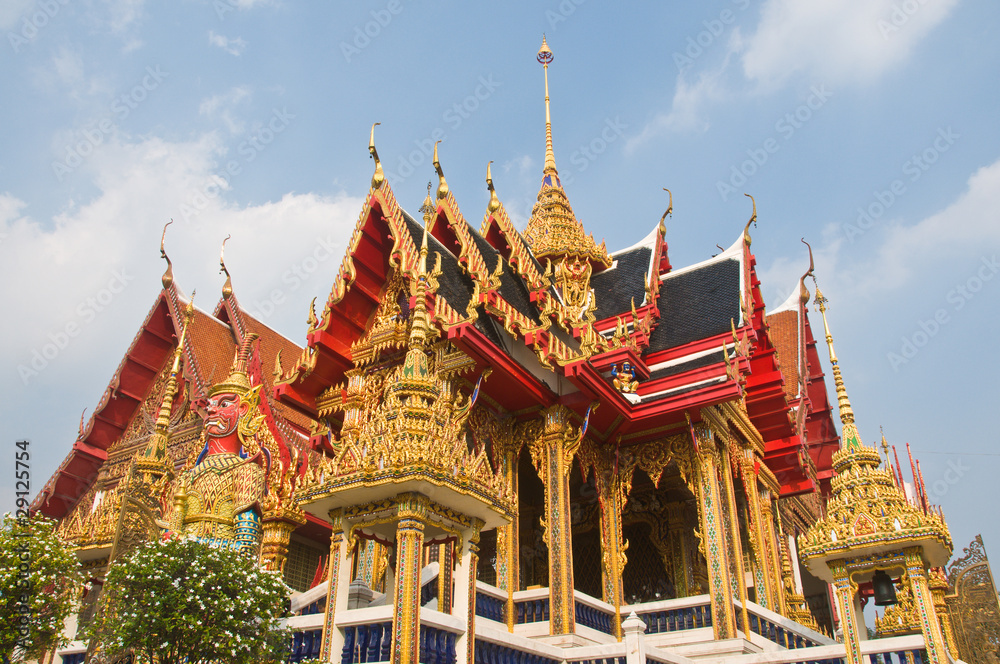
[[592, 246, 652, 321], [767, 309, 801, 402], [647, 258, 741, 353]]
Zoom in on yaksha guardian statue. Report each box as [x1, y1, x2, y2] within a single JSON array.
[[170, 333, 269, 556]]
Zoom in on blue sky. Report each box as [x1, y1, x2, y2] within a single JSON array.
[[1, 1, 998, 579]]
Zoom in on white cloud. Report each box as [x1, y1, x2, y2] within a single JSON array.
[[625, 70, 725, 152], [198, 86, 253, 134], [759, 156, 1000, 309], [209, 30, 248, 57], [742, 0, 960, 89], [0, 0, 34, 30], [0, 132, 363, 391]]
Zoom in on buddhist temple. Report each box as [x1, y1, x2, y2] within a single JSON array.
[[30, 38, 997, 664]]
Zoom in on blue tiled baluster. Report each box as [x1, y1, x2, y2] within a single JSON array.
[[341, 626, 356, 664], [381, 622, 393, 661]]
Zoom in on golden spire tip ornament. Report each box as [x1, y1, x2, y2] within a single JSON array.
[[538, 35, 557, 175], [659, 188, 673, 235]]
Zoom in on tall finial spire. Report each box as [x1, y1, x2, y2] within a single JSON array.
[[538, 35, 556, 174], [813, 279, 862, 449], [139, 296, 195, 473]]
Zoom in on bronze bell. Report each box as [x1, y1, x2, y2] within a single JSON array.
[[872, 569, 898, 606]]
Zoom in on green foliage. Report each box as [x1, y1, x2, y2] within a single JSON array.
[[87, 535, 291, 664], [0, 512, 83, 662]]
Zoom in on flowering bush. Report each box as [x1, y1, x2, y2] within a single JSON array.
[[87, 535, 291, 664], [0, 512, 83, 662]]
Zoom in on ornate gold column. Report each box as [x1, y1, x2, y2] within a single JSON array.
[[528, 405, 581, 635], [928, 568, 958, 659], [453, 519, 484, 664], [590, 443, 630, 640], [666, 504, 693, 598], [718, 442, 751, 636], [744, 482, 776, 612], [904, 548, 948, 664], [693, 425, 737, 640], [828, 560, 863, 664], [758, 489, 786, 614], [437, 542, 454, 613], [320, 509, 350, 662], [260, 508, 307, 573], [391, 493, 428, 664], [494, 443, 519, 631]]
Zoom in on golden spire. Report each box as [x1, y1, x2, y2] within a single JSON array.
[[538, 34, 556, 174], [813, 281, 862, 449], [220, 235, 233, 299], [880, 426, 891, 466], [160, 221, 174, 289], [486, 161, 500, 213], [369, 122, 385, 189], [523, 36, 610, 267], [433, 141, 449, 200], [401, 203, 435, 385], [139, 296, 195, 472]]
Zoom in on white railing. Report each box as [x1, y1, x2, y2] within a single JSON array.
[[712, 633, 927, 663], [736, 599, 835, 649]]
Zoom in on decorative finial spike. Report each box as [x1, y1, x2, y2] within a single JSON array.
[[486, 161, 501, 213], [369, 122, 385, 189], [220, 235, 233, 299], [799, 238, 815, 306], [743, 193, 757, 246], [160, 221, 174, 289], [659, 188, 673, 235], [433, 141, 449, 199]]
